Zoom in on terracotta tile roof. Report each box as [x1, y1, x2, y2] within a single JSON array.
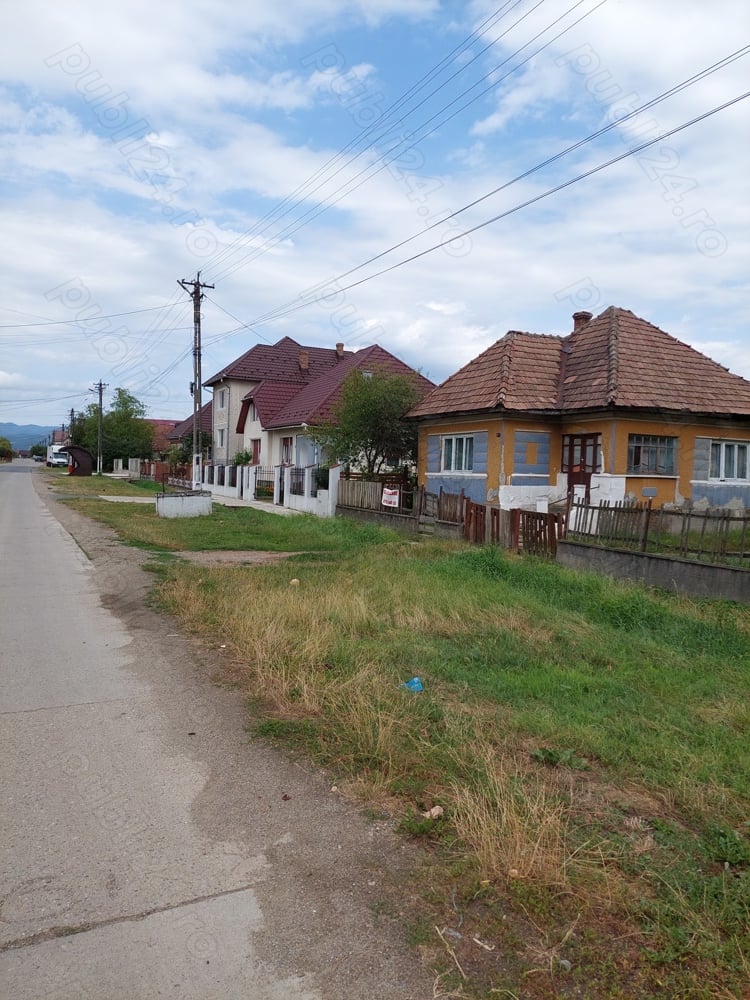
[[264, 344, 434, 429], [410, 307, 750, 418], [204, 336, 353, 386], [409, 331, 562, 417], [166, 401, 213, 440], [563, 307, 750, 414], [146, 418, 181, 452]]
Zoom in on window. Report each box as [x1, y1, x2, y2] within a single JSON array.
[[627, 434, 676, 475], [251, 439, 261, 464], [218, 428, 225, 448], [710, 440, 749, 481], [218, 389, 226, 409], [442, 435, 474, 472], [281, 436, 293, 464]]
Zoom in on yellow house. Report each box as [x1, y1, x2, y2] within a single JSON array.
[[410, 307, 750, 509]]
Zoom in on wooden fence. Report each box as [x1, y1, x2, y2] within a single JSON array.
[[567, 499, 750, 568], [510, 509, 565, 556], [437, 487, 464, 524], [337, 478, 419, 515]]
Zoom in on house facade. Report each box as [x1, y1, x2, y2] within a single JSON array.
[[410, 307, 750, 509], [204, 337, 432, 468]]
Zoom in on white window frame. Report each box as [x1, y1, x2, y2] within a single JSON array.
[[710, 440, 749, 481], [218, 428, 225, 448], [441, 435, 474, 473], [218, 389, 226, 409]]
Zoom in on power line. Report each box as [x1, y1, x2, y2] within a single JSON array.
[[243, 88, 750, 329], [208, 0, 608, 285], [309, 46, 750, 294], [202, 2, 528, 277], [0, 304, 178, 329], [0, 392, 91, 408]]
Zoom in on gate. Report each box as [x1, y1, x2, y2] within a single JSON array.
[[510, 509, 565, 556]]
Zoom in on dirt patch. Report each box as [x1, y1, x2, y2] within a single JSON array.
[[174, 549, 305, 566]]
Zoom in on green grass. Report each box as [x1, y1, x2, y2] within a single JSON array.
[[60, 483, 750, 997], [62, 495, 400, 553]]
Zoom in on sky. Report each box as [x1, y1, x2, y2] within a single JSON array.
[[0, 0, 748, 426]]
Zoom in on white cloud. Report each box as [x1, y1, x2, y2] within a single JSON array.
[[0, 0, 747, 426]]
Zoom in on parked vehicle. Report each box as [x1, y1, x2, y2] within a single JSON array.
[[46, 445, 69, 467]]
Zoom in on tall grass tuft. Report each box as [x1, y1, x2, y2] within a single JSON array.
[[449, 746, 570, 886]]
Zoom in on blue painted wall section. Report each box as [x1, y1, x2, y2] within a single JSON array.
[[427, 474, 486, 503], [513, 431, 550, 476], [427, 435, 440, 473], [691, 483, 750, 507], [425, 431, 489, 503]]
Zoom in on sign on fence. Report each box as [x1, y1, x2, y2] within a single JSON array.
[[381, 487, 400, 508]]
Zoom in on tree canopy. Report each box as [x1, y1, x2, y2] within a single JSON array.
[[72, 388, 154, 471], [310, 369, 422, 476]]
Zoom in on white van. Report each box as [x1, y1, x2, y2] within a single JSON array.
[[46, 446, 69, 467]]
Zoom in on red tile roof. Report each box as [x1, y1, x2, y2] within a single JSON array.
[[410, 307, 750, 418], [248, 381, 306, 427], [204, 336, 352, 386], [264, 344, 434, 429], [166, 401, 213, 440], [146, 418, 181, 452]]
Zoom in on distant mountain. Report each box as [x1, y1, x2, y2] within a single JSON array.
[[0, 423, 56, 451]]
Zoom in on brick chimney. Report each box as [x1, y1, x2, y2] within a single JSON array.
[[572, 310, 593, 332], [299, 350, 309, 372], [335, 342, 344, 359]]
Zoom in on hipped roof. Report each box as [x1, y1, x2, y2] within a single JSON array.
[[204, 336, 352, 386], [410, 307, 750, 419]]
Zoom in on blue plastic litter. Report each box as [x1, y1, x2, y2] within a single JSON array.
[[402, 676, 423, 692]]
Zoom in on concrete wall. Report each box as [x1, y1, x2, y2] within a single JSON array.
[[284, 465, 341, 517], [156, 494, 212, 518], [336, 506, 419, 533], [557, 539, 750, 604]]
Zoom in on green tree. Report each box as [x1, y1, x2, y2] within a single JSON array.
[[170, 431, 211, 469], [0, 436, 12, 462], [72, 388, 154, 471], [29, 441, 46, 458], [310, 369, 422, 476]]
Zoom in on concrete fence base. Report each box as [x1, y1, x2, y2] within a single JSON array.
[[556, 539, 750, 604]]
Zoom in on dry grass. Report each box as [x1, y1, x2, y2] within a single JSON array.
[[449, 748, 570, 886], [151, 538, 750, 998]]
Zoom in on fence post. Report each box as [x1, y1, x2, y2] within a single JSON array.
[[509, 508, 520, 552], [640, 499, 653, 552]]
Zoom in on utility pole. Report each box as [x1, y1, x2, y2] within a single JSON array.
[[69, 408, 75, 443], [89, 380, 108, 474], [178, 272, 214, 489]]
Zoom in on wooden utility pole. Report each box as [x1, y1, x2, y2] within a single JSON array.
[[178, 272, 214, 489], [89, 380, 108, 474]]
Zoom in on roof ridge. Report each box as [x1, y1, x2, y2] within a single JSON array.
[[607, 306, 619, 404], [496, 332, 515, 407]]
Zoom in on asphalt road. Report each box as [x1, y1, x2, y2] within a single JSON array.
[[0, 462, 432, 999]]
